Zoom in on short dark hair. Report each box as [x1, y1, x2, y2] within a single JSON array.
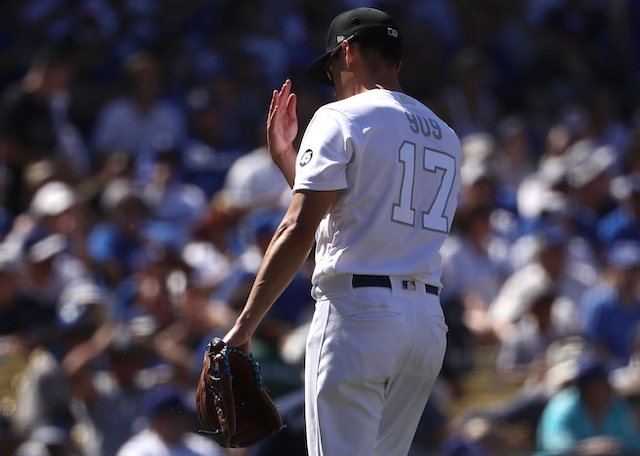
[[353, 38, 402, 72]]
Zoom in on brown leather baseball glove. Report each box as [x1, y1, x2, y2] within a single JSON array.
[[196, 337, 284, 448]]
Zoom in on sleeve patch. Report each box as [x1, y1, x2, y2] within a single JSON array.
[[299, 149, 313, 167]]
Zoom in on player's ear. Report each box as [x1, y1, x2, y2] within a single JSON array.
[[342, 40, 356, 67], [341, 40, 350, 59]]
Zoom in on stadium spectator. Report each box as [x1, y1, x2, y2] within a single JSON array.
[[536, 355, 640, 456], [581, 240, 640, 369], [13, 281, 111, 437], [0, 242, 56, 343], [509, 192, 600, 285], [14, 421, 81, 456], [91, 52, 186, 179], [438, 47, 498, 138], [69, 325, 150, 456], [115, 384, 224, 456], [86, 178, 172, 287], [0, 42, 87, 216], [490, 224, 593, 342], [598, 172, 640, 246], [139, 146, 207, 247], [496, 283, 562, 383], [180, 84, 246, 198], [440, 204, 509, 344]]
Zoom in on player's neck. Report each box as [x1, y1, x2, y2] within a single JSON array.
[[370, 82, 402, 92], [335, 45, 402, 98], [360, 70, 402, 93], [340, 77, 402, 99]]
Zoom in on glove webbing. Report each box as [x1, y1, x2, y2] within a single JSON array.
[[228, 347, 265, 391]]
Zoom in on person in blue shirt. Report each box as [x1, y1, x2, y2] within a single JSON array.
[[581, 240, 640, 368], [597, 173, 640, 247], [536, 356, 640, 455]]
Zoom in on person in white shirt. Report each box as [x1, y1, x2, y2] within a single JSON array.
[[91, 52, 186, 179], [490, 225, 594, 342], [116, 385, 223, 456], [221, 7, 462, 456]]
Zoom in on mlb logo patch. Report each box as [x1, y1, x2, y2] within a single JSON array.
[[402, 280, 416, 290]]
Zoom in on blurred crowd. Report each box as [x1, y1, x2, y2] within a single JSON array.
[[0, 0, 640, 455]]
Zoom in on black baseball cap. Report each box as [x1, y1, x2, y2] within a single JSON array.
[[305, 7, 402, 86]]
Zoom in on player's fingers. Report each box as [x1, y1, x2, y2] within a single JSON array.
[[279, 80, 292, 105], [267, 90, 279, 126], [268, 80, 293, 134], [268, 89, 277, 115], [271, 83, 288, 116], [286, 92, 297, 119], [281, 78, 292, 97]]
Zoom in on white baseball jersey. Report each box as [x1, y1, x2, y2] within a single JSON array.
[[293, 89, 462, 287]]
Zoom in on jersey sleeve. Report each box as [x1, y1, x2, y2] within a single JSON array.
[[293, 107, 355, 192]]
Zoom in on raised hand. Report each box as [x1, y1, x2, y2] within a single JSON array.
[[267, 79, 298, 187]]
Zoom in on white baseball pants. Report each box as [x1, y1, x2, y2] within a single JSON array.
[[305, 275, 447, 456]]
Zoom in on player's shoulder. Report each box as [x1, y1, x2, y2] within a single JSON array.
[[385, 90, 455, 131], [315, 90, 460, 143], [316, 95, 361, 118], [311, 99, 358, 129], [316, 90, 415, 123]]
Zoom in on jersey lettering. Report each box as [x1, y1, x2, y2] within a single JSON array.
[[422, 148, 456, 232], [392, 142, 456, 233], [405, 111, 443, 140], [391, 142, 416, 226]]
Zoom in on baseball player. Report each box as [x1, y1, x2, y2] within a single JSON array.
[[223, 7, 462, 456]]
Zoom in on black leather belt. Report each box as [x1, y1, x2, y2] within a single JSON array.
[[352, 275, 440, 296]]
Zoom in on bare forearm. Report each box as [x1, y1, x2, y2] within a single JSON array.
[[234, 220, 314, 337], [224, 190, 337, 351], [272, 145, 297, 188]]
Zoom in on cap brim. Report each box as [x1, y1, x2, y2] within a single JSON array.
[[305, 51, 335, 86]]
